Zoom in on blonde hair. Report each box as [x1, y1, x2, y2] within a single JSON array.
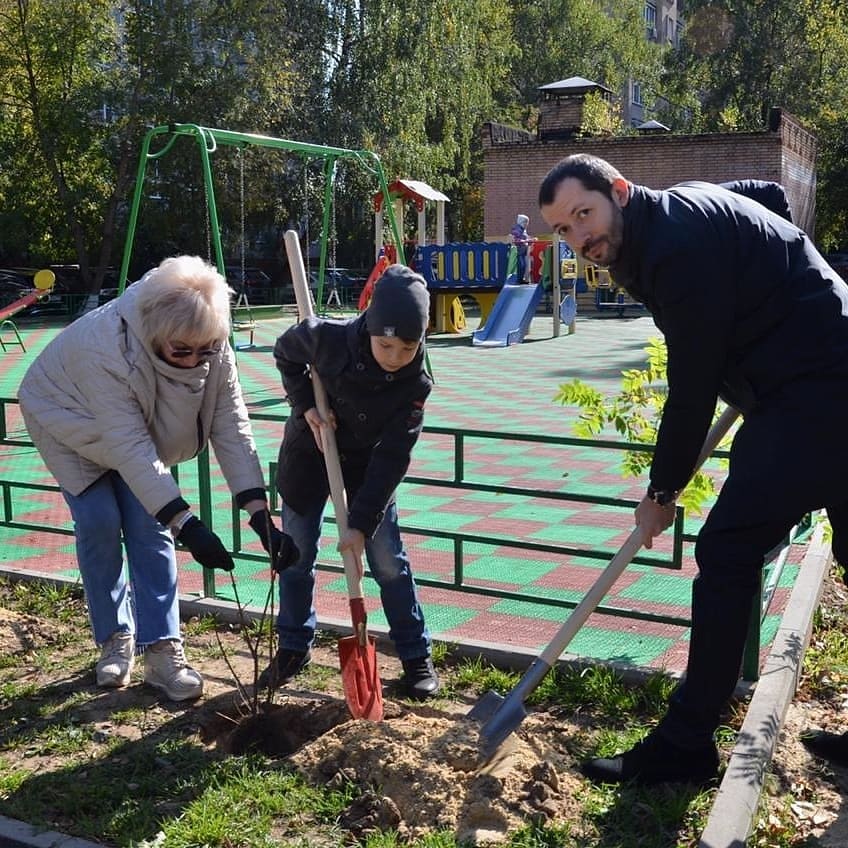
[[136, 256, 233, 349]]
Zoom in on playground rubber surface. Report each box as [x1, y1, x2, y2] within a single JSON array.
[[0, 305, 808, 681]]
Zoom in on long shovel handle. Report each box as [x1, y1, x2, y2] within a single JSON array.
[[537, 404, 740, 669], [283, 230, 365, 605]]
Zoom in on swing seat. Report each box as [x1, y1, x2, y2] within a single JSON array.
[[234, 319, 256, 350]]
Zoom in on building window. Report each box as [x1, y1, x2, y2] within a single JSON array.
[[645, 2, 657, 39], [632, 82, 643, 106]]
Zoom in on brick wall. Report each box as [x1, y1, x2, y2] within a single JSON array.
[[483, 109, 817, 239]]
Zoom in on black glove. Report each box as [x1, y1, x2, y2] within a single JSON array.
[[177, 516, 235, 571], [248, 508, 300, 572]]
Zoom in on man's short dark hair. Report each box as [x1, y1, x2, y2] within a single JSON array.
[[538, 154, 625, 206]]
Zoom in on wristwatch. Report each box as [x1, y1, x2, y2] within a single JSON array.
[[647, 485, 679, 506]]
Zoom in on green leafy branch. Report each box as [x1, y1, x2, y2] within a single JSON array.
[[553, 337, 729, 514]]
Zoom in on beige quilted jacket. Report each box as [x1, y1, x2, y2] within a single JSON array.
[[18, 279, 264, 517]]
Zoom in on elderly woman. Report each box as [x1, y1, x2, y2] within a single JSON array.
[[19, 256, 295, 701]]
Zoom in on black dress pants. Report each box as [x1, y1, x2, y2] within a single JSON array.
[[657, 383, 848, 748]]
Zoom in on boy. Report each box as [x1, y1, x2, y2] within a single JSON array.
[[262, 264, 439, 699]]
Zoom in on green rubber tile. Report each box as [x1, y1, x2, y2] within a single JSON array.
[[565, 626, 676, 667], [214, 578, 277, 610], [490, 598, 586, 623], [529, 523, 624, 546], [366, 601, 479, 633], [489, 504, 579, 524], [398, 493, 460, 513], [773, 563, 800, 589], [453, 490, 527, 506], [618, 572, 697, 606], [462, 555, 560, 586], [523, 467, 591, 484], [465, 442, 541, 457], [521, 585, 587, 605], [460, 471, 524, 487], [759, 613, 781, 649], [406, 512, 483, 532], [415, 537, 500, 556]]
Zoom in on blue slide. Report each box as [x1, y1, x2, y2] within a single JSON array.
[[472, 284, 543, 347]]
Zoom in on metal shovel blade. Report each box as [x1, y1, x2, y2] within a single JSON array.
[[338, 606, 384, 722], [466, 689, 506, 723], [339, 634, 383, 721], [467, 689, 531, 764], [468, 657, 552, 762]]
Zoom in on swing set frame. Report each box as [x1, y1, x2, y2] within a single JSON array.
[[116, 124, 406, 598], [117, 123, 405, 309]]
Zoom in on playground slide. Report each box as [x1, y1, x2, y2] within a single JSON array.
[[471, 283, 543, 347]]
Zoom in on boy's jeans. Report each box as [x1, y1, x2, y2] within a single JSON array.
[[278, 499, 431, 661], [62, 471, 180, 648]]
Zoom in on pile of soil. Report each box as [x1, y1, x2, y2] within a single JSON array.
[[289, 707, 585, 844], [199, 689, 586, 844]]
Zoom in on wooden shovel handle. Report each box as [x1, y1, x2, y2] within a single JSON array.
[[283, 230, 364, 602]]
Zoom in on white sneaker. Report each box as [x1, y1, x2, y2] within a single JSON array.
[[143, 639, 203, 701], [96, 631, 135, 688]]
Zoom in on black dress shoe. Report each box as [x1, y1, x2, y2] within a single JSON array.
[[257, 648, 312, 691], [400, 656, 440, 700], [582, 730, 719, 786], [801, 729, 848, 767]]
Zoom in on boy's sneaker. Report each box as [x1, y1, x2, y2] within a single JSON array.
[[96, 631, 135, 688], [143, 639, 203, 701], [400, 656, 440, 700], [582, 730, 719, 786], [257, 648, 312, 691]]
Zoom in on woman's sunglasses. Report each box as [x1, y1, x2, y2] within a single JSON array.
[[166, 342, 222, 360]]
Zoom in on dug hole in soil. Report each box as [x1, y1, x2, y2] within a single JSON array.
[[0, 605, 586, 845]]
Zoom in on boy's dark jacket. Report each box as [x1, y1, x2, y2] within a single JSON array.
[[274, 313, 431, 536], [609, 179, 848, 495]]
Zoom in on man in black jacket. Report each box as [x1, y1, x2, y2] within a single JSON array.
[[539, 152, 848, 785]]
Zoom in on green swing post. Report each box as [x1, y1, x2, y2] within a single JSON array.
[[313, 156, 337, 311], [116, 124, 415, 596]]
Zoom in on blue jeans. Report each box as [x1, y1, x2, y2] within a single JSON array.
[[62, 471, 180, 648], [278, 499, 431, 661]]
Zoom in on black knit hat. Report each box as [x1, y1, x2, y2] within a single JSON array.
[[365, 264, 430, 341]]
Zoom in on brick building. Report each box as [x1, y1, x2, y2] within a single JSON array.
[[483, 79, 818, 241]]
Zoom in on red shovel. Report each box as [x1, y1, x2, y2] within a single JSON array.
[[283, 230, 384, 721]]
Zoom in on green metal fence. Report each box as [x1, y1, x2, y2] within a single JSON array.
[[2, 397, 796, 679]]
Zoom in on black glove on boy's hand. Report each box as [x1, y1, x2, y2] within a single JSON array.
[[178, 516, 235, 571], [248, 508, 300, 572]]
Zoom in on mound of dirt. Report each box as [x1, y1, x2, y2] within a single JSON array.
[[0, 607, 60, 655], [289, 708, 585, 845]]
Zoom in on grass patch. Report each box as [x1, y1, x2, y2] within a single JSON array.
[[1, 565, 835, 848], [5, 579, 84, 621]]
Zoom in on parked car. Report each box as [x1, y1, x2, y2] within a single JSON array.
[[225, 266, 274, 304], [0, 270, 32, 309]]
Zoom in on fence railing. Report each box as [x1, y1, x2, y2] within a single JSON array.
[[2, 397, 794, 678]]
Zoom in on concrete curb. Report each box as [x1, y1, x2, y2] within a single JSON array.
[[699, 523, 831, 847], [0, 814, 103, 848]]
